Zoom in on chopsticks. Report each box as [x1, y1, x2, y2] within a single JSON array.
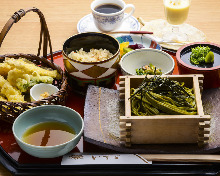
[[105, 31, 153, 34], [140, 154, 220, 163]]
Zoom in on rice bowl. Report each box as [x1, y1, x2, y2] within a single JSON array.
[[68, 48, 113, 62], [62, 32, 120, 94]]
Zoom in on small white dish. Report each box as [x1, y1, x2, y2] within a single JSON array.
[[77, 13, 140, 33], [30, 83, 59, 102]]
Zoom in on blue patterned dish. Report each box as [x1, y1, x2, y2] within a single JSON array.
[[116, 35, 162, 51]]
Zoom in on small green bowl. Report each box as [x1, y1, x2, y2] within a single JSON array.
[[12, 105, 84, 158]]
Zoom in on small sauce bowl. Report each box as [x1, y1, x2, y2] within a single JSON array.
[[30, 83, 59, 102]]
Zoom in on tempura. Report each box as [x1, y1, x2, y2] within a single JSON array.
[[8, 68, 53, 93], [0, 63, 12, 77], [4, 57, 60, 79], [0, 76, 24, 102], [0, 57, 60, 102]]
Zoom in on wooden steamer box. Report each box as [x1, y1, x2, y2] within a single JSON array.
[[119, 75, 210, 147]]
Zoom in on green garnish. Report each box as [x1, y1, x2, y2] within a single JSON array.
[[136, 63, 162, 75], [190, 46, 214, 65]]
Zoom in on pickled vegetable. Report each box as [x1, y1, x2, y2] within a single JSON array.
[[119, 42, 145, 57], [119, 42, 129, 56], [128, 43, 144, 50], [123, 47, 133, 55], [190, 46, 214, 65]]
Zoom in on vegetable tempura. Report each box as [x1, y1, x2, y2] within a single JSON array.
[[4, 57, 60, 79], [7, 68, 53, 93], [0, 76, 25, 102], [0, 63, 12, 77]]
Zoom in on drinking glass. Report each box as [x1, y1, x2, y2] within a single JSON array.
[[163, 0, 191, 42]]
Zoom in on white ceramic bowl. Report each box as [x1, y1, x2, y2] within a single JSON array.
[[12, 105, 84, 158], [30, 83, 59, 102], [119, 48, 175, 75]]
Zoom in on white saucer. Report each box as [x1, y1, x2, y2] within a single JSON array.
[[77, 13, 140, 33]]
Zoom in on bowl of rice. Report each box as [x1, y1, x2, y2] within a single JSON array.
[[62, 32, 120, 93]]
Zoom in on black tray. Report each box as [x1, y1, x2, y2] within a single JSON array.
[[1, 145, 220, 176], [1, 51, 220, 176]]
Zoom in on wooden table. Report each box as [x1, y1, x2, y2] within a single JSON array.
[[0, 0, 220, 175]]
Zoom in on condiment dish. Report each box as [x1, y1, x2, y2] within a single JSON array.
[[12, 105, 84, 158], [30, 83, 59, 102]]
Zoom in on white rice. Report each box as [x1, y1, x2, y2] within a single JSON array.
[[68, 48, 113, 62]]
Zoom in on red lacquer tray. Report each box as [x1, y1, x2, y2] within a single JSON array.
[[1, 50, 220, 176]]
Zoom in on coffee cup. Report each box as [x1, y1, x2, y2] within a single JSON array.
[[91, 0, 135, 32]]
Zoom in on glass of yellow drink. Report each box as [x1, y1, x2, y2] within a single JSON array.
[[164, 0, 190, 25], [163, 0, 191, 41]]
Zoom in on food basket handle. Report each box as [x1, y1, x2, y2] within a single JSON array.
[[0, 7, 53, 62]]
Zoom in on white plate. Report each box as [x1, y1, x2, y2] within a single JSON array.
[[141, 19, 208, 51], [77, 13, 140, 33]]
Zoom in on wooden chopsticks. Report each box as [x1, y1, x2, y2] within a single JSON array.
[[140, 154, 220, 163], [105, 31, 153, 34]]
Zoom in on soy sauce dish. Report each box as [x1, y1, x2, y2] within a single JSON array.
[[12, 105, 84, 158], [176, 42, 220, 89]]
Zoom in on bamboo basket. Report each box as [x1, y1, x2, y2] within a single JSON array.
[[119, 75, 211, 147], [0, 8, 68, 123]]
